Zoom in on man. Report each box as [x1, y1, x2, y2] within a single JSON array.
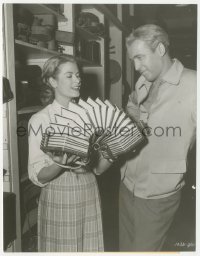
[[119, 24, 196, 251]]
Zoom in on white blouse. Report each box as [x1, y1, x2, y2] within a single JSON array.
[[28, 100, 65, 187]]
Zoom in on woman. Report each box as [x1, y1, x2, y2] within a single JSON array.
[[28, 55, 112, 252]]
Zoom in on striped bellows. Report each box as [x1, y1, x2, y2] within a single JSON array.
[[40, 97, 145, 165]]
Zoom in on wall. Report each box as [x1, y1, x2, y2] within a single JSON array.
[[3, 103, 12, 192]]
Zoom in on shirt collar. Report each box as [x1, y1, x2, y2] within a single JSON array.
[[161, 58, 184, 85], [51, 99, 64, 115], [137, 76, 152, 104], [136, 59, 184, 105], [138, 58, 184, 90]]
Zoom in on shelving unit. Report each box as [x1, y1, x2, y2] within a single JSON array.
[[15, 40, 101, 67], [15, 39, 64, 59], [76, 25, 101, 41], [77, 4, 107, 100], [19, 4, 67, 22], [95, 4, 130, 35]]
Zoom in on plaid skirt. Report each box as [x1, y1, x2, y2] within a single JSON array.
[[38, 171, 104, 252]]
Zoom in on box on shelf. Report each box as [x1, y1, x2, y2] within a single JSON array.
[[55, 30, 74, 45], [58, 21, 70, 31], [33, 14, 57, 28], [30, 25, 54, 42]]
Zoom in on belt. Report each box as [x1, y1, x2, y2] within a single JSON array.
[[65, 167, 89, 174], [54, 160, 90, 174]]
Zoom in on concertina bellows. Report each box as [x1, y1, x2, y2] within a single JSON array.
[[40, 97, 145, 168]]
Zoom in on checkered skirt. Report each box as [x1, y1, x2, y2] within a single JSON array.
[[38, 171, 104, 252]]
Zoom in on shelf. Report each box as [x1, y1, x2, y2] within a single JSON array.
[[94, 4, 131, 35], [19, 4, 67, 22], [15, 40, 101, 67], [15, 39, 64, 59], [15, 39, 72, 59], [76, 25, 101, 41], [17, 105, 43, 115]]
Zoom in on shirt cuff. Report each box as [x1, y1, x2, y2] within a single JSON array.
[[28, 157, 54, 187], [93, 167, 101, 176]]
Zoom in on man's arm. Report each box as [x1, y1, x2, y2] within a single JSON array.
[[93, 156, 113, 175]]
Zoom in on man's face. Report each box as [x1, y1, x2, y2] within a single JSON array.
[[128, 39, 163, 82]]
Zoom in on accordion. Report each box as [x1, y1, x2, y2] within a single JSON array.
[[40, 97, 145, 165]]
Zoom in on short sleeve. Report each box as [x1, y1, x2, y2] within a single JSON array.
[[28, 113, 54, 187]]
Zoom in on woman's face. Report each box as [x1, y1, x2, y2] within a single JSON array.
[[52, 62, 81, 100]]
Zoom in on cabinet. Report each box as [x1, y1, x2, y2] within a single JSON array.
[[3, 192, 16, 250], [3, 3, 130, 251]]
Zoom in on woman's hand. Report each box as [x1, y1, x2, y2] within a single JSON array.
[[46, 152, 81, 166], [37, 153, 82, 184]]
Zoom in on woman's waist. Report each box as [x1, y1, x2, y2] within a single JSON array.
[[46, 168, 96, 187]]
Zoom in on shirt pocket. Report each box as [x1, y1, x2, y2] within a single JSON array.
[[146, 158, 186, 197]]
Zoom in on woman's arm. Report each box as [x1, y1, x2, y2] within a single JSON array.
[[37, 153, 66, 184], [37, 163, 63, 184], [37, 154, 79, 184], [28, 112, 79, 186]]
